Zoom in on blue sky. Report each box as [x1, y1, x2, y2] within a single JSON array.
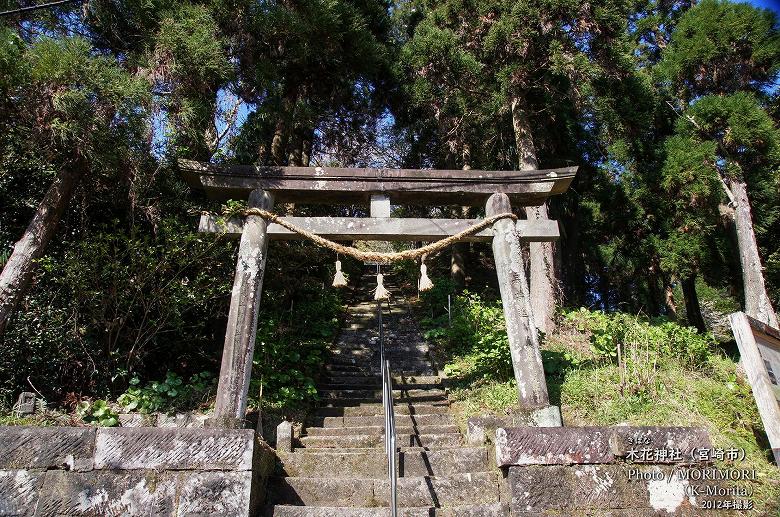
[[748, 0, 780, 13]]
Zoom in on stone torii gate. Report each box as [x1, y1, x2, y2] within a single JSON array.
[[180, 159, 577, 428]]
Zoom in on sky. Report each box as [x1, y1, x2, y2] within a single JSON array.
[[748, 0, 780, 13]]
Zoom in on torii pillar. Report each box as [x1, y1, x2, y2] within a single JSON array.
[[208, 189, 274, 429], [487, 193, 550, 410]]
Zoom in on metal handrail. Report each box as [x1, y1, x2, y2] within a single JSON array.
[[378, 300, 398, 517]]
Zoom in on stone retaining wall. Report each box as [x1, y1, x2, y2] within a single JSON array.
[[0, 426, 275, 516], [496, 426, 741, 516]]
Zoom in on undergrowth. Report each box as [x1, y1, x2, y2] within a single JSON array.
[[249, 285, 344, 411], [419, 283, 780, 515]]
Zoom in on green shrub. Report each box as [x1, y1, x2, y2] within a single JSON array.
[[0, 218, 235, 405], [419, 276, 457, 326], [422, 291, 514, 381], [117, 371, 215, 414], [76, 399, 118, 427], [563, 308, 715, 395]]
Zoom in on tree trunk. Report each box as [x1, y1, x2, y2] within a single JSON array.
[[301, 128, 314, 167], [511, 95, 557, 335], [450, 159, 471, 288], [729, 179, 779, 328], [0, 167, 83, 336], [648, 274, 662, 317], [599, 271, 611, 311], [270, 117, 287, 165], [287, 124, 304, 167], [681, 275, 707, 333], [271, 92, 297, 165], [451, 243, 466, 288], [664, 281, 678, 321], [561, 207, 583, 306]]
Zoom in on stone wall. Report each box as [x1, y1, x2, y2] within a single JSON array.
[[0, 426, 275, 516], [496, 426, 741, 516]]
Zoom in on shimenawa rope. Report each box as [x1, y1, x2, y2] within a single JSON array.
[[241, 207, 518, 264]]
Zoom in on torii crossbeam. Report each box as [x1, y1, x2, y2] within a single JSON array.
[[180, 159, 577, 428]]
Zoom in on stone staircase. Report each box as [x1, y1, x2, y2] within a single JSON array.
[[267, 273, 507, 516]]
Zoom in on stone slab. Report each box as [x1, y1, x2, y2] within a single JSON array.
[[118, 414, 156, 428], [180, 159, 577, 206], [0, 469, 46, 516], [33, 470, 178, 517], [276, 421, 293, 453], [269, 504, 509, 517], [496, 426, 713, 467], [176, 471, 253, 517], [0, 427, 95, 471], [32, 470, 255, 517], [272, 472, 499, 507], [200, 215, 560, 243], [527, 406, 562, 427], [611, 426, 712, 464], [94, 428, 254, 471], [507, 465, 706, 515], [374, 472, 499, 507], [278, 448, 488, 478], [467, 415, 505, 445], [466, 408, 561, 446], [496, 427, 613, 466]]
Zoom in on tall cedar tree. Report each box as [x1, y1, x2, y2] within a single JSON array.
[[0, 33, 148, 335], [396, 0, 642, 333], [658, 0, 780, 327]]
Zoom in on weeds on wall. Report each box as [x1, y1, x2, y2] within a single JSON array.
[[117, 371, 215, 414]]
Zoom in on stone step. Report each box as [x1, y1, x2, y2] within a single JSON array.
[[315, 413, 455, 428], [329, 352, 434, 364], [385, 345, 432, 354], [325, 363, 371, 374], [322, 370, 442, 385], [318, 388, 447, 400], [329, 341, 376, 349], [318, 380, 382, 389], [329, 356, 373, 366], [342, 322, 377, 330], [332, 446, 463, 453], [392, 375, 442, 384], [386, 364, 439, 374], [277, 448, 489, 478], [329, 350, 376, 358], [299, 433, 463, 448], [332, 341, 427, 351], [323, 365, 371, 373], [303, 424, 459, 436], [315, 404, 451, 417], [318, 382, 442, 392], [269, 503, 509, 517], [320, 396, 449, 407], [269, 472, 500, 507]]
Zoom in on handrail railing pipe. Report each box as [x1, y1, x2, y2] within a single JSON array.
[[377, 299, 398, 517]]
